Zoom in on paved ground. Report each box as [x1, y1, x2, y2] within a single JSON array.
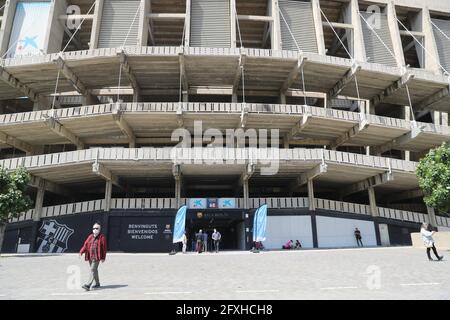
[[0, 247, 449, 300]]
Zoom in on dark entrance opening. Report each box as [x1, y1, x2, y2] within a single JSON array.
[[186, 210, 246, 251]]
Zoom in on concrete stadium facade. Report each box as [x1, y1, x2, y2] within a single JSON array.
[[0, 0, 449, 253]]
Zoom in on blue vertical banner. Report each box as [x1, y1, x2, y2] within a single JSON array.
[[253, 204, 268, 242], [172, 205, 187, 243]]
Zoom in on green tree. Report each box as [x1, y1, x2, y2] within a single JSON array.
[[416, 142, 450, 215], [0, 166, 33, 253]]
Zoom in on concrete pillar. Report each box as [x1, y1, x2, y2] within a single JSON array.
[[307, 179, 315, 211], [311, 0, 326, 55], [104, 180, 112, 212], [368, 186, 378, 217], [365, 102, 375, 156], [175, 178, 182, 208], [427, 206, 438, 227], [230, 0, 236, 49], [83, 94, 99, 106], [402, 105, 411, 161], [433, 111, 441, 125], [0, 0, 18, 56], [421, 7, 441, 73], [243, 178, 250, 210], [138, 0, 150, 46], [442, 112, 449, 127], [34, 179, 45, 222], [90, 0, 104, 50], [30, 178, 45, 253], [184, 0, 191, 47], [33, 101, 45, 111], [44, 0, 66, 54], [283, 135, 289, 149], [349, 0, 366, 61], [386, 1, 406, 67], [280, 93, 286, 104], [270, 0, 281, 51]]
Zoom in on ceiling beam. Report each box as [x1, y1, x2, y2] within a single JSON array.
[[416, 85, 450, 111], [178, 48, 189, 97], [112, 104, 136, 147], [45, 116, 85, 149], [118, 50, 141, 102], [340, 171, 394, 197], [238, 163, 256, 187], [0, 65, 49, 108], [285, 111, 311, 142], [281, 53, 307, 94], [385, 188, 424, 203], [373, 126, 423, 154], [288, 163, 328, 194], [29, 176, 73, 198], [53, 56, 90, 97], [330, 116, 369, 149], [233, 50, 247, 98], [372, 71, 414, 106], [92, 162, 120, 187], [329, 62, 361, 98], [0, 131, 34, 154]]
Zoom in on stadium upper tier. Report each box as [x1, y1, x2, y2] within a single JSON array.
[[0, 47, 449, 111]]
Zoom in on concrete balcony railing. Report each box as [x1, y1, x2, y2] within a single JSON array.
[[11, 197, 448, 229]]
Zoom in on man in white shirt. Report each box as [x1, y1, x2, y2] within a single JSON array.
[[212, 229, 221, 253]]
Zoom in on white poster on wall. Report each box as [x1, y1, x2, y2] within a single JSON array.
[[7, 1, 51, 58]]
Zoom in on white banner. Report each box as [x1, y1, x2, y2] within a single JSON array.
[[7, 1, 51, 58]]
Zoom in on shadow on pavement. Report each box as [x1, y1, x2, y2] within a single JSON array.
[[94, 285, 128, 290]]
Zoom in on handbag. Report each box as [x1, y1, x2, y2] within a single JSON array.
[[423, 239, 434, 248]]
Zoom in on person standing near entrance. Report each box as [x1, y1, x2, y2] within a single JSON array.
[[212, 229, 221, 253], [354, 228, 363, 247], [421, 223, 443, 261], [182, 232, 187, 254], [202, 230, 208, 253], [80, 222, 107, 291], [195, 229, 203, 253]]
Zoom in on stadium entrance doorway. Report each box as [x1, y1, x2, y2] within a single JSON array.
[[186, 210, 246, 251]]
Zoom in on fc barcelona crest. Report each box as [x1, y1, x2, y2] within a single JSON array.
[[37, 220, 74, 253]]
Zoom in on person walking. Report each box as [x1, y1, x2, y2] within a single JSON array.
[[79, 222, 107, 291], [421, 222, 443, 261], [212, 229, 221, 253], [195, 229, 203, 253], [354, 228, 363, 247]]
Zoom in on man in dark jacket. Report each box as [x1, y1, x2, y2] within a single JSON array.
[[80, 222, 107, 291]]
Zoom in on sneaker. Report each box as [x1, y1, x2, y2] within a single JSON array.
[[92, 284, 101, 289], [82, 284, 90, 291], [438, 256, 444, 261], [428, 258, 434, 261]]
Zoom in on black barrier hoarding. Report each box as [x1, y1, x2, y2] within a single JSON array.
[[38, 212, 104, 253], [108, 216, 173, 252]]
